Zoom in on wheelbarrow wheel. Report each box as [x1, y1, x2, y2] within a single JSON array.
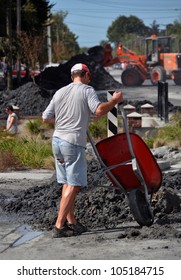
[[128, 189, 154, 227]]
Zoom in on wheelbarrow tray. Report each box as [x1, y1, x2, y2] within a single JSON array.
[[95, 132, 162, 194]]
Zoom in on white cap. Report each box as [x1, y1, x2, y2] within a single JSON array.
[[71, 63, 90, 74]]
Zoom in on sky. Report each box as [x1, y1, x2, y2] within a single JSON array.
[[49, 0, 181, 47]]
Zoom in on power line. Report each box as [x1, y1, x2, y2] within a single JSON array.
[[65, 14, 177, 21], [50, 0, 181, 47], [65, 16, 176, 30], [77, 0, 181, 11], [52, 7, 180, 14], [66, 22, 106, 29]]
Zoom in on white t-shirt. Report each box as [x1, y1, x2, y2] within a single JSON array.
[[6, 112, 18, 134], [42, 82, 101, 147]]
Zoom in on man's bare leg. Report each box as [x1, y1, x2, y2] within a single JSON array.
[[66, 201, 77, 225], [55, 184, 80, 229], [62, 183, 77, 224]]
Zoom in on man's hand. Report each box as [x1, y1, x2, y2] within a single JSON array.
[[42, 118, 55, 124], [95, 91, 124, 117], [112, 91, 123, 104]]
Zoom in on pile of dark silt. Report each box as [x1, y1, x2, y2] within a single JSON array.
[[0, 51, 180, 116], [35, 53, 121, 91], [1, 154, 181, 239], [0, 52, 121, 117]]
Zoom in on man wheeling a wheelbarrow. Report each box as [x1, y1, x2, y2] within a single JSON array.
[[42, 63, 123, 238]]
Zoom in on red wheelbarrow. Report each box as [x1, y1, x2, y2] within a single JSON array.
[[87, 105, 162, 227]]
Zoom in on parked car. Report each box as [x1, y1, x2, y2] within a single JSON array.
[[12, 64, 40, 79], [12, 64, 27, 79]]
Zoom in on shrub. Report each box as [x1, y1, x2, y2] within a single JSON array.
[[0, 150, 21, 171], [88, 116, 107, 139], [25, 119, 42, 135], [0, 136, 53, 170], [154, 118, 181, 147], [144, 137, 155, 149], [144, 112, 181, 148]]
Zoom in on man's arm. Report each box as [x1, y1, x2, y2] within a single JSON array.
[[42, 99, 55, 124], [42, 118, 55, 124], [95, 91, 123, 117]]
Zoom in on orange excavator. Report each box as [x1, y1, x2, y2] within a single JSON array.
[[88, 35, 181, 86]]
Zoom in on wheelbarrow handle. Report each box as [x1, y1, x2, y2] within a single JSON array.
[[118, 105, 150, 200], [118, 104, 135, 158]]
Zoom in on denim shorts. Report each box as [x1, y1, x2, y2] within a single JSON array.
[[52, 136, 87, 187]]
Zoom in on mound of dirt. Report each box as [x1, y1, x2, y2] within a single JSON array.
[[0, 52, 121, 117], [0, 52, 179, 117], [0, 82, 54, 117], [1, 156, 181, 240], [35, 53, 121, 91]]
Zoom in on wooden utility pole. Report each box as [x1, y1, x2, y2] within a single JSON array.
[[6, 0, 13, 89], [17, 0, 21, 85], [47, 19, 52, 64]]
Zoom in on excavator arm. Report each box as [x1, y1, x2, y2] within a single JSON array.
[[116, 44, 147, 69]]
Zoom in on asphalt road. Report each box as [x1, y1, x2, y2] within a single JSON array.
[[107, 68, 181, 107]]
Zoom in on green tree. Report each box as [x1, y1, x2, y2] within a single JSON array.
[[0, 0, 53, 88], [167, 20, 181, 38], [107, 15, 149, 45], [149, 20, 160, 35], [19, 31, 44, 81], [0, 0, 7, 37], [0, 0, 52, 37], [167, 20, 181, 52], [51, 11, 80, 62], [20, 0, 52, 35]]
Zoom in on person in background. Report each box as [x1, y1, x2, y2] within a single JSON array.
[[42, 63, 123, 238], [0, 58, 8, 77], [3, 105, 18, 134], [157, 43, 164, 53]]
